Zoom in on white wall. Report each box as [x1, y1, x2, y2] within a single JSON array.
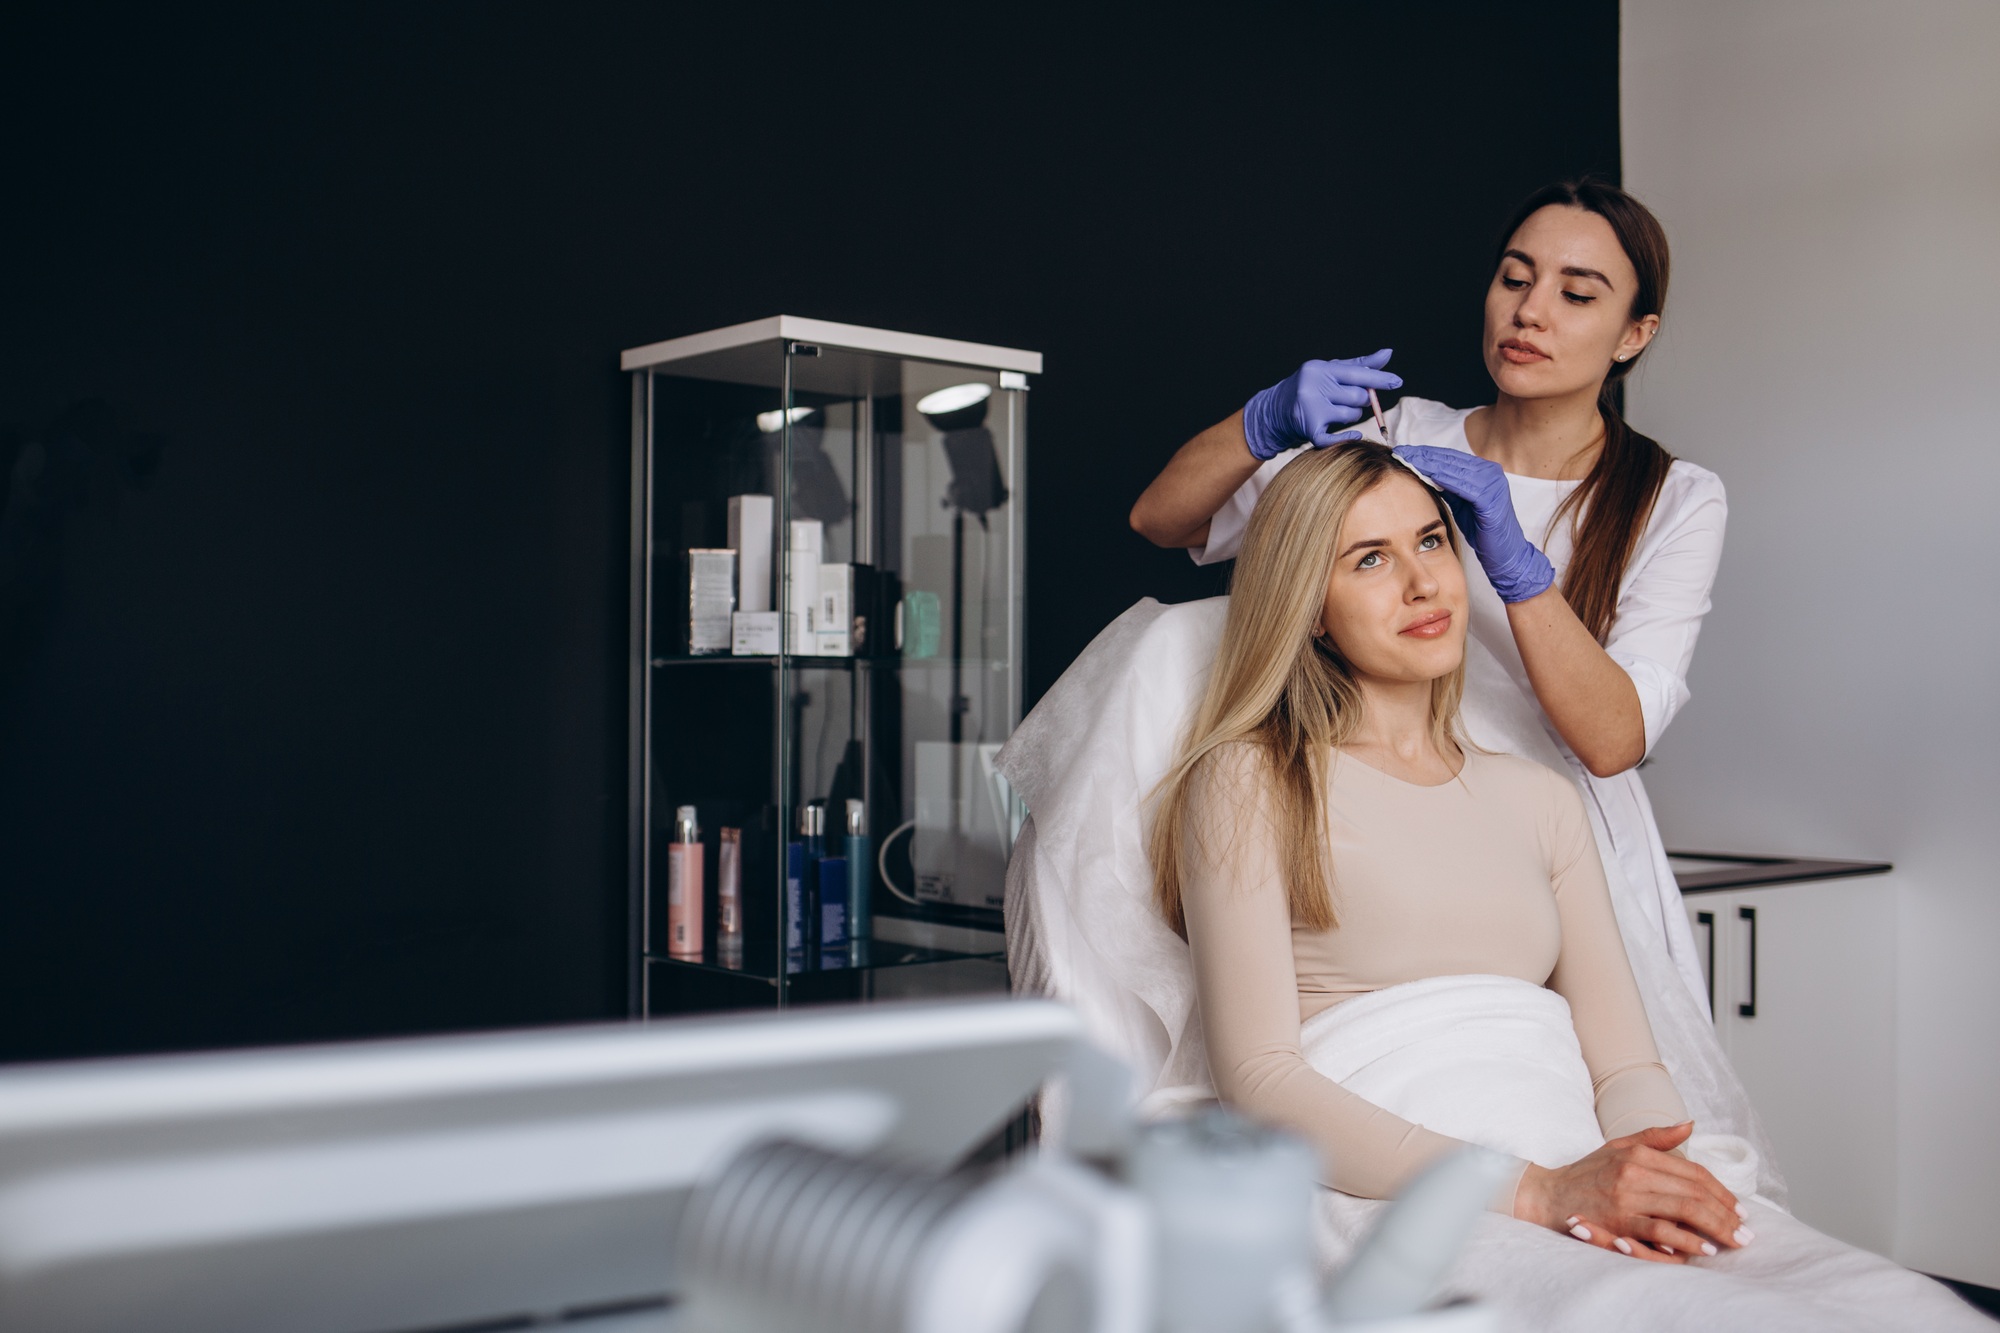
[[1622, 0, 2000, 1286]]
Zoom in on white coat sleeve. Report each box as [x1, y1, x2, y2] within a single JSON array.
[[1189, 449, 1292, 566], [1601, 468, 1728, 757]]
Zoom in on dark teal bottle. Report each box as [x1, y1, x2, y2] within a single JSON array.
[[843, 798, 872, 960]]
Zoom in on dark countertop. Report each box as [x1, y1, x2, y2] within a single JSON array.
[[1668, 852, 1893, 895]]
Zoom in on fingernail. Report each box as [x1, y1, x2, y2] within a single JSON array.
[[1614, 1238, 1634, 1255], [1660, 1245, 1675, 1255], [1700, 1241, 1718, 1256], [1570, 1224, 1593, 1241], [1734, 1226, 1754, 1245], [1735, 1202, 1749, 1219], [1565, 1216, 1582, 1227]]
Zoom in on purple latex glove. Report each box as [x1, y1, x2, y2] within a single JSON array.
[[1241, 351, 1403, 460], [1392, 445, 1555, 603]]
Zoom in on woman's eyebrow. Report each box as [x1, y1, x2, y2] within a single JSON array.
[[1502, 248, 1616, 289], [1338, 519, 1445, 560]]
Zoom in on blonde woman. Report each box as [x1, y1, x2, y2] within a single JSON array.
[[1142, 441, 1986, 1326]]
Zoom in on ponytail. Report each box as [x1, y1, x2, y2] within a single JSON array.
[[1553, 384, 1673, 642]]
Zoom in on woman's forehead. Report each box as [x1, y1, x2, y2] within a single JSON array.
[[1336, 472, 1438, 540], [1508, 204, 1634, 283]]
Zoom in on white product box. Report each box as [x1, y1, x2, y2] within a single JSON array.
[[726, 494, 773, 613], [816, 562, 852, 657], [787, 518, 823, 558], [730, 611, 782, 656], [686, 549, 736, 656], [782, 549, 819, 654]]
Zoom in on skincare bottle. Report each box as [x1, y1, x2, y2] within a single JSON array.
[[666, 805, 704, 960], [817, 855, 848, 969], [844, 798, 871, 952], [787, 802, 826, 972], [717, 826, 743, 968], [784, 520, 824, 655], [726, 494, 774, 613]]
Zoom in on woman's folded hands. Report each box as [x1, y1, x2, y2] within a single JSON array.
[[1512, 1121, 1754, 1262]]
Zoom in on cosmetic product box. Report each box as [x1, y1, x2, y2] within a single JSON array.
[[897, 589, 942, 659], [731, 611, 782, 656], [684, 549, 736, 656], [816, 563, 853, 657]]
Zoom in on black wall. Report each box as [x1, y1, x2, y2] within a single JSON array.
[[0, 4, 1619, 1060]]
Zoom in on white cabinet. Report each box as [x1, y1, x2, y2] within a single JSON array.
[[1684, 873, 1898, 1256]]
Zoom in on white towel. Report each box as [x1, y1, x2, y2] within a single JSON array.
[[1299, 974, 1760, 1199], [1294, 976, 1982, 1332], [1302, 974, 1608, 1173]]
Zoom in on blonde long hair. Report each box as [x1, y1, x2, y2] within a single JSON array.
[[1149, 443, 1466, 937]]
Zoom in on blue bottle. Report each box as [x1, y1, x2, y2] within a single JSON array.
[[817, 855, 848, 970], [787, 801, 826, 974], [805, 801, 831, 969], [784, 838, 806, 975]]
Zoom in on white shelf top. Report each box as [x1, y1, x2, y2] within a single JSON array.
[[620, 315, 1042, 375]]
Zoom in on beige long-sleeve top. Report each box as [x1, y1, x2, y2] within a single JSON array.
[[1180, 744, 1687, 1203]]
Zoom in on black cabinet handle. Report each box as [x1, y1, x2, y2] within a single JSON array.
[[1696, 911, 1716, 1016], [1738, 905, 1758, 1018]]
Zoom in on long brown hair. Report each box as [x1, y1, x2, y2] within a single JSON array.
[[1498, 178, 1674, 642], [1148, 444, 1465, 938]]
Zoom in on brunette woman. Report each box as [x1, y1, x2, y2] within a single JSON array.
[[1131, 179, 1717, 1009]]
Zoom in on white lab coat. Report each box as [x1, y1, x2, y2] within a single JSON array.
[[1192, 397, 1723, 1016]]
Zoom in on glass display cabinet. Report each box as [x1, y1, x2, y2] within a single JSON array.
[[624, 317, 1038, 1016]]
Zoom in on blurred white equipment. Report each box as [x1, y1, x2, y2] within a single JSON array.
[[0, 996, 1497, 1333], [1319, 1149, 1516, 1329], [0, 999, 1090, 1333], [1128, 1111, 1319, 1333]]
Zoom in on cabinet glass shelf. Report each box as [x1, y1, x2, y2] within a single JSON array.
[[649, 655, 1013, 670], [625, 318, 1038, 1016], [646, 937, 1006, 987]]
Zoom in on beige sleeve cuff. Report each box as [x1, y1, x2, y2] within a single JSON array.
[[1594, 1060, 1690, 1142], [1489, 1155, 1531, 1217]]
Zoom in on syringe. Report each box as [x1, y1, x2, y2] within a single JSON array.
[[1367, 388, 1390, 443]]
